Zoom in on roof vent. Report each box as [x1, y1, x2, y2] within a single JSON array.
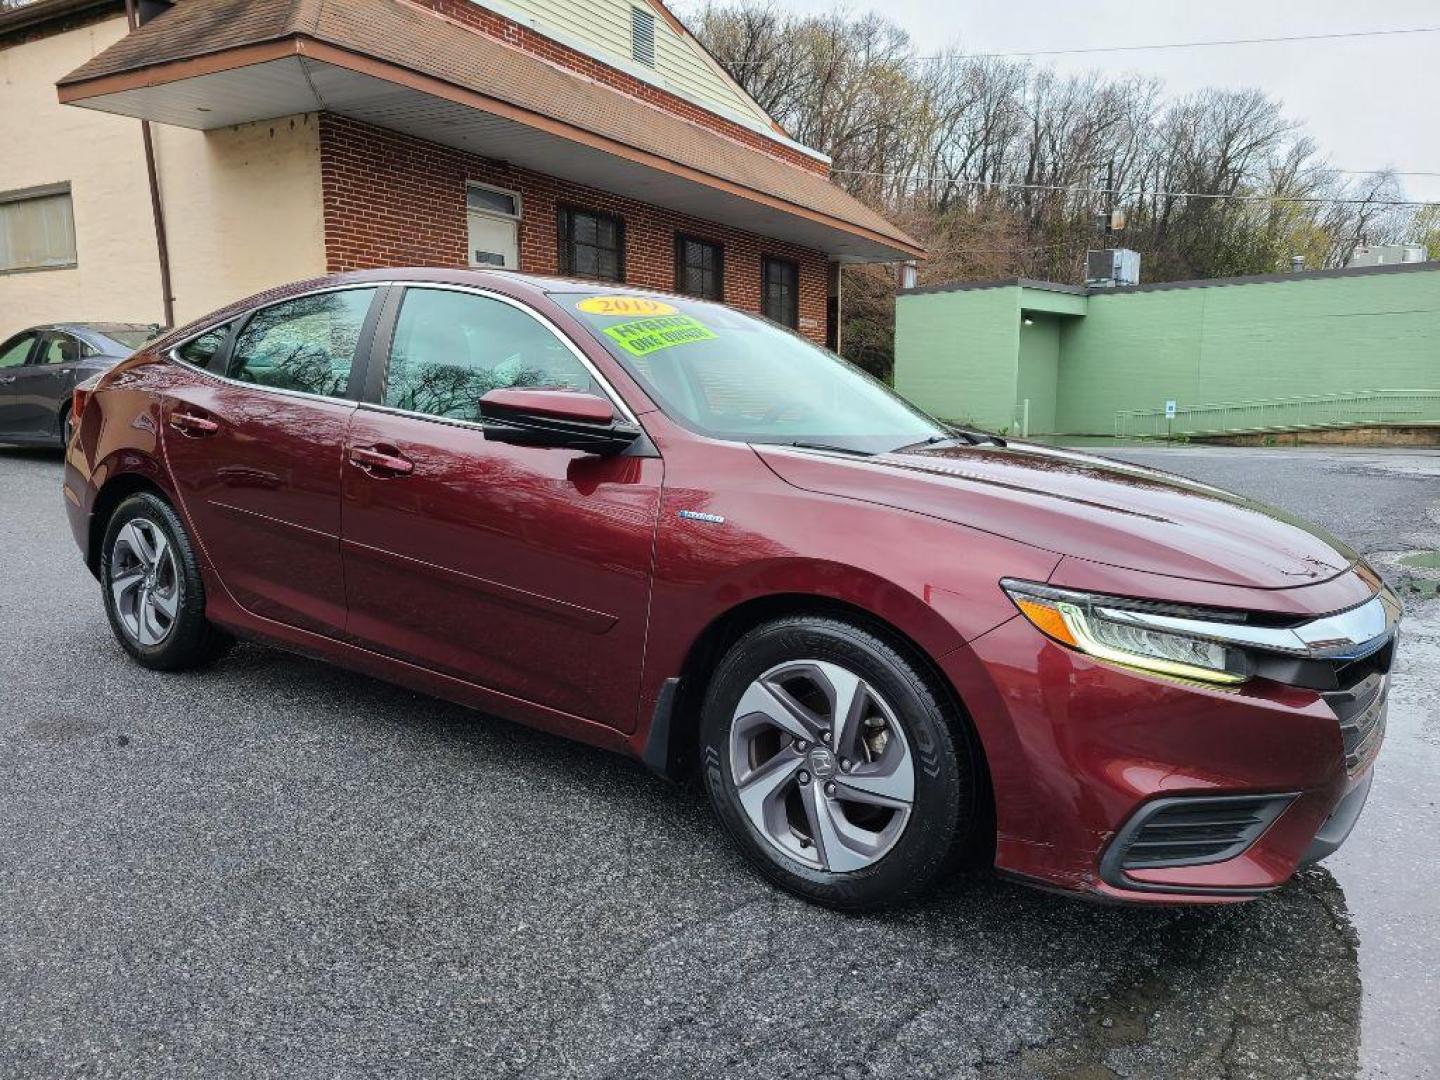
[[1347, 243, 1429, 268], [631, 5, 656, 67]]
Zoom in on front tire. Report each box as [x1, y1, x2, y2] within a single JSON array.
[[100, 492, 230, 670], [700, 616, 979, 911]]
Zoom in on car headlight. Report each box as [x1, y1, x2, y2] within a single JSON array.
[[1001, 580, 1250, 685]]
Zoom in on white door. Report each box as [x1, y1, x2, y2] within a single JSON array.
[[468, 212, 518, 269]]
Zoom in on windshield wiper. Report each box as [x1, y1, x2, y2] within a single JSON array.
[[894, 428, 1007, 453], [782, 441, 876, 457]]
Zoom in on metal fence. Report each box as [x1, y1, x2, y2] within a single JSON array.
[[1114, 389, 1440, 438]]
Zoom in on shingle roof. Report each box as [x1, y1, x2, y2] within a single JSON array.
[[57, 0, 922, 256]]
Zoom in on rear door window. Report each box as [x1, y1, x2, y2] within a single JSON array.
[[37, 333, 81, 365], [228, 289, 378, 398]]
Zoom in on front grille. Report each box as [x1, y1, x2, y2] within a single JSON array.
[[1323, 671, 1389, 775], [1114, 794, 1295, 870]]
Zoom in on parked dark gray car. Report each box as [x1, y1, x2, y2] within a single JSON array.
[[0, 323, 164, 446]]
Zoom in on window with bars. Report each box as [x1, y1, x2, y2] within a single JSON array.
[[761, 256, 799, 328], [557, 206, 625, 282], [674, 235, 724, 301], [1, 185, 76, 273]]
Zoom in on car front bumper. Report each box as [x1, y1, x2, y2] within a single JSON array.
[[943, 603, 1389, 904]]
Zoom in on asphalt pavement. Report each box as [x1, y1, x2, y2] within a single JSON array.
[[1, 443, 1437, 1079]]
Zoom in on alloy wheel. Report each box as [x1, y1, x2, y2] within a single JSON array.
[[110, 518, 180, 647], [728, 659, 915, 873]]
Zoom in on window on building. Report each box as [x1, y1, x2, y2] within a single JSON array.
[[762, 257, 799, 328], [1, 185, 76, 273], [466, 183, 521, 269], [558, 207, 625, 282], [227, 289, 378, 397], [384, 288, 596, 420], [675, 235, 724, 301], [631, 5, 657, 66]]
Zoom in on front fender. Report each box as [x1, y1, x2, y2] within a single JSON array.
[[631, 423, 1061, 750]]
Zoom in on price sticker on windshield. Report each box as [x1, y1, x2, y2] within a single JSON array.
[[577, 296, 678, 318], [603, 315, 717, 357]]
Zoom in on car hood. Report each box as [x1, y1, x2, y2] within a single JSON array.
[[754, 442, 1359, 590]]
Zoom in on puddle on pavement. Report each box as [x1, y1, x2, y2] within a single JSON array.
[[1009, 871, 1363, 1079], [999, 600, 1439, 1079]]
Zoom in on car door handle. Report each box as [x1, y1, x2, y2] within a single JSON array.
[[0, 376, 15, 384], [169, 410, 220, 436], [348, 445, 414, 476]]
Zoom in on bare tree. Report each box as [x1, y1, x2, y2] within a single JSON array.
[[695, 1, 1430, 377]]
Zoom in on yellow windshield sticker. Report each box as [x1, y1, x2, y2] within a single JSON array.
[[577, 296, 678, 317], [603, 315, 717, 357]]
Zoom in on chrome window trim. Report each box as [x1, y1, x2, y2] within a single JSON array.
[[1095, 588, 1402, 660], [165, 280, 639, 425], [379, 282, 639, 424], [354, 399, 494, 436]]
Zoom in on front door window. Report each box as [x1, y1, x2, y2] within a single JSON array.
[[383, 288, 596, 418], [0, 333, 37, 368]]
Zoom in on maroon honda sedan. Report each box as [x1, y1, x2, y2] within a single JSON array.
[[63, 268, 1399, 909]]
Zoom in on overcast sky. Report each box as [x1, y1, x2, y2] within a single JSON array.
[[697, 0, 1439, 206]]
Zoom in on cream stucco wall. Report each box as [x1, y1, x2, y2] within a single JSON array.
[[0, 16, 160, 340], [154, 112, 326, 324], [0, 17, 325, 341]]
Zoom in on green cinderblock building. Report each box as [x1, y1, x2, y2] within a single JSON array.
[[894, 262, 1440, 437]]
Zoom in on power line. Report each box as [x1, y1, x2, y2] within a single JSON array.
[[1335, 169, 1440, 178], [720, 25, 1440, 65], [827, 168, 1440, 208], [954, 25, 1440, 60]]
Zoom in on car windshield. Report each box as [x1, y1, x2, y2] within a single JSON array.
[[557, 292, 949, 455], [97, 325, 164, 350]]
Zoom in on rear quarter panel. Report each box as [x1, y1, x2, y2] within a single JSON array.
[[64, 354, 186, 569]]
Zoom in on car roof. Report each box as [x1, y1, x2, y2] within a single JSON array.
[[324, 266, 696, 303], [150, 267, 707, 354], [27, 322, 160, 337]]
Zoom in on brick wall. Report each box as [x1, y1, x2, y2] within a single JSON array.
[[406, 0, 828, 176], [319, 113, 831, 344]]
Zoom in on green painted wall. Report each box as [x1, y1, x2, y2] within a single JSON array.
[[895, 267, 1440, 435], [1016, 314, 1060, 435], [894, 287, 1019, 428]]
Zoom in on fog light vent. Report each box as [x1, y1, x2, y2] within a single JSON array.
[[1112, 794, 1295, 871]]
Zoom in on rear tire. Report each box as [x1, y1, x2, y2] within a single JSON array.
[[700, 616, 979, 911], [100, 492, 231, 671]]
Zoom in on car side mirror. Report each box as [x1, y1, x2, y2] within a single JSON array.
[[478, 388, 641, 455]]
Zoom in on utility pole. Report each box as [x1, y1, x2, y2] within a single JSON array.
[[1103, 158, 1115, 247]]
